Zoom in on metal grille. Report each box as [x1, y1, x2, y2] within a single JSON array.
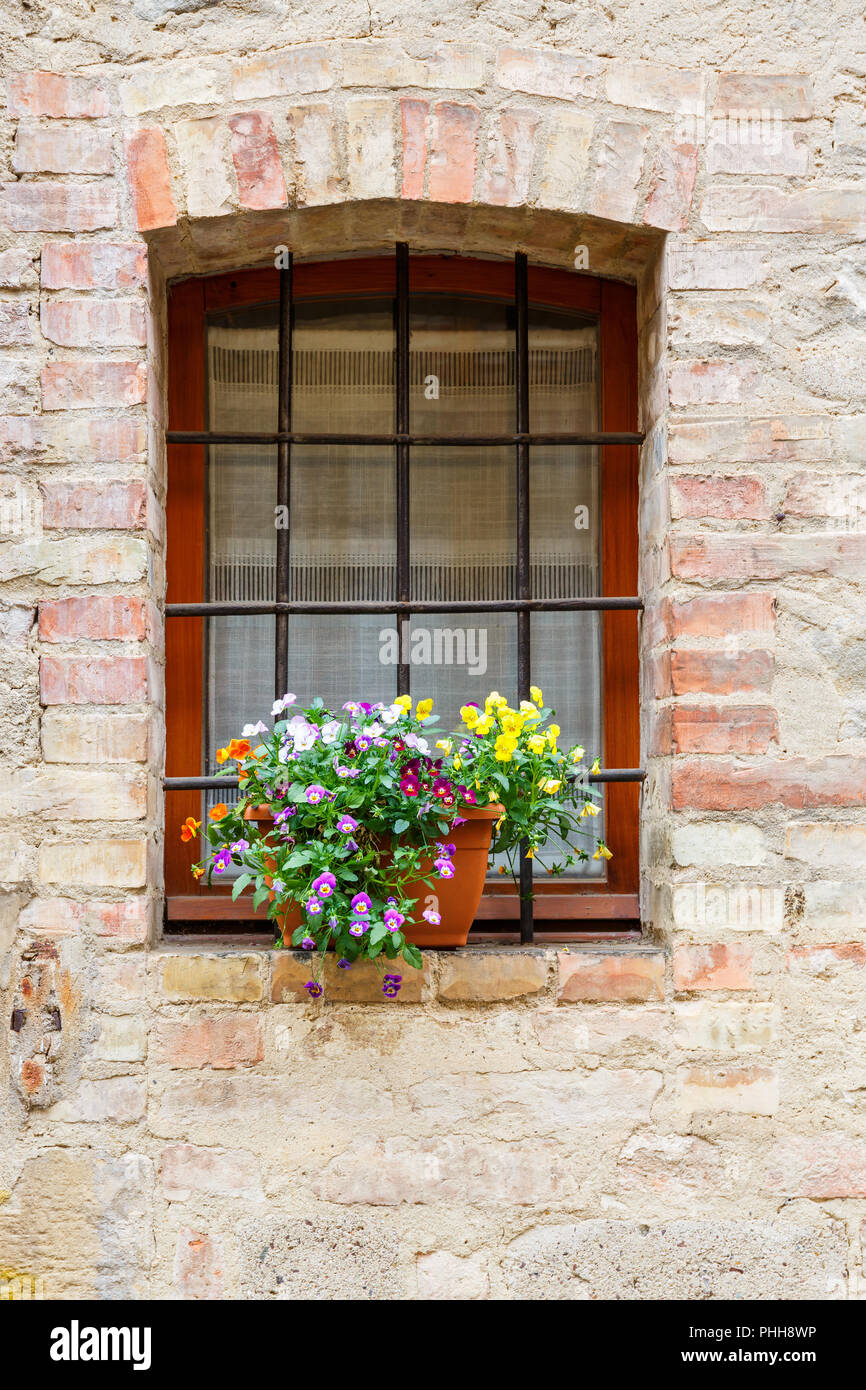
[[164, 244, 646, 941]]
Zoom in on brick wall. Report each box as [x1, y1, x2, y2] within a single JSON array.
[[1, 20, 865, 1299]]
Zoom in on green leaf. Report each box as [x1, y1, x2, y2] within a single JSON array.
[[252, 885, 270, 910], [231, 872, 253, 901], [393, 818, 410, 835], [402, 942, 423, 971]]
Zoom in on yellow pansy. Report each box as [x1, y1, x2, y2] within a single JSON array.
[[453, 756, 462, 771], [519, 700, 541, 722], [416, 697, 433, 720], [500, 711, 524, 736], [547, 723, 560, 751], [527, 734, 546, 755], [495, 811, 507, 831], [593, 844, 613, 861], [541, 778, 562, 794], [460, 703, 480, 728], [215, 746, 229, 764], [525, 847, 535, 859], [530, 685, 543, 706], [571, 745, 585, 763], [494, 733, 517, 762], [590, 757, 601, 775], [435, 738, 453, 753], [394, 694, 412, 711], [580, 801, 600, 818], [475, 714, 494, 735], [485, 691, 507, 713]]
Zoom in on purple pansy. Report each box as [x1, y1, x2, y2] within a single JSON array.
[[311, 871, 337, 898], [337, 814, 358, 834]]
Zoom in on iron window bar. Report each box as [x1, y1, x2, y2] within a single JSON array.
[[165, 242, 646, 942]]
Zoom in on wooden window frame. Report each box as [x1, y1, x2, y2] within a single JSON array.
[[164, 251, 641, 937]]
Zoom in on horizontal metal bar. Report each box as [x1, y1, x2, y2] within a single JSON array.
[[164, 769, 647, 790], [166, 597, 643, 617], [166, 430, 645, 447]]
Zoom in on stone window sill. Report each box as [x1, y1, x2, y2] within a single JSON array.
[[152, 943, 665, 1007]]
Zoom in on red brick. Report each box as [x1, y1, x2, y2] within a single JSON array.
[[401, 97, 427, 199], [671, 705, 779, 754], [7, 71, 110, 118], [228, 111, 286, 210], [41, 360, 147, 410], [41, 480, 146, 530], [41, 241, 147, 290], [429, 102, 480, 202], [557, 951, 664, 1002], [671, 648, 774, 695], [174, 1230, 224, 1300], [40, 655, 148, 705], [670, 534, 855, 582], [765, 1134, 866, 1197], [12, 125, 113, 174], [0, 415, 145, 463], [673, 943, 754, 992], [701, 186, 866, 235], [669, 360, 761, 406], [39, 596, 147, 642], [20, 896, 147, 943], [153, 1016, 263, 1069], [485, 107, 540, 206], [40, 300, 146, 348], [670, 474, 768, 520], [643, 140, 698, 231], [672, 757, 866, 810], [786, 943, 866, 973], [670, 593, 776, 641], [714, 73, 813, 119], [669, 417, 828, 467], [124, 127, 177, 232], [0, 183, 117, 232]]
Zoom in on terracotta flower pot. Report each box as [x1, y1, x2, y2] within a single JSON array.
[[241, 801, 503, 948]]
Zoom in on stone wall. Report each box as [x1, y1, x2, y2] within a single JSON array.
[[1, 8, 865, 1299]]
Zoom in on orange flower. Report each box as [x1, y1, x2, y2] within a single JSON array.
[[180, 816, 200, 842], [191, 864, 205, 880], [209, 802, 228, 821], [227, 738, 252, 760], [215, 747, 229, 764]]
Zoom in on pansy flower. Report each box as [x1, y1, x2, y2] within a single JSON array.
[[301, 936, 316, 950], [180, 816, 200, 842], [209, 802, 228, 821], [212, 847, 233, 874], [435, 858, 455, 880], [348, 920, 368, 938], [400, 773, 420, 798], [383, 907, 405, 932], [304, 981, 323, 998], [311, 871, 337, 898], [422, 907, 441, 925], [337, 814, 358, 834], [305, 898, 323, 916], [305, 784, 328, 805], [350, 892, 372, 916]]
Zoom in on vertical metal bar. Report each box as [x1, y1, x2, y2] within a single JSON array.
[[515, 251, 534, 945], [275, 255, 292, 699], [395, 242, 411, 697]]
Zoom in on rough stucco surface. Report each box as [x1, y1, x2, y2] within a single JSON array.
[[1, 1, 865, 1299]]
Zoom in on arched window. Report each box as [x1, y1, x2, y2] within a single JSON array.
[[165, 248, 641, 938]]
